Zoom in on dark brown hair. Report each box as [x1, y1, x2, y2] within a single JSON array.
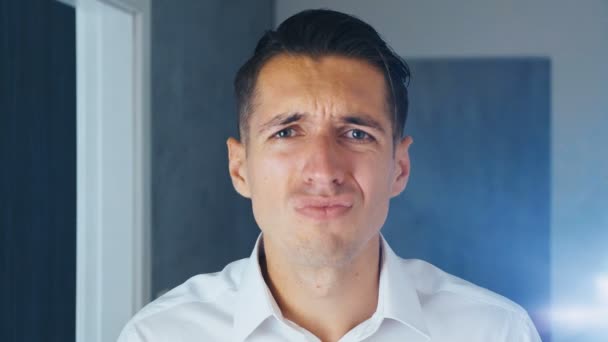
[[234, 9, 411, 142]]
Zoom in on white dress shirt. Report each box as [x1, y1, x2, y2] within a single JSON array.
[[118, 235, 541, 341]]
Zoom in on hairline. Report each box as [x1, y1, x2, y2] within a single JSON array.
[[239, 51, 401, 147]]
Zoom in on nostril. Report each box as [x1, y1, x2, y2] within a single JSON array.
[[304, 172, 343, 186]]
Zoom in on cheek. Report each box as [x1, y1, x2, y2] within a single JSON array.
[[352, 156, 395, 224], [247, 151, 295, 217], [355, 156, 395, 198], [250, 158, 281, 196]]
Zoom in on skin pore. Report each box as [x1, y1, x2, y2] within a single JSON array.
[[227, 54, 413, 342]]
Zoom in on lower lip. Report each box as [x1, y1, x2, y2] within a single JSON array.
[[295, 205, 352, 221]]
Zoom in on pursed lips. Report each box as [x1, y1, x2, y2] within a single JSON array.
[[291, 195, 354, 221]]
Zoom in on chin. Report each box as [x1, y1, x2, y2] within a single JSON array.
[[288, 232, 362, 267]]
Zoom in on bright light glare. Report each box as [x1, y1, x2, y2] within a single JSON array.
[[548, 274, 608, 331], [596, 274, 608, 303], [550, 307, 608, 328]]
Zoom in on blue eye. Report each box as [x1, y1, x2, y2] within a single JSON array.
[[274, 128, 295, 138], [347, 129, 371, 140]]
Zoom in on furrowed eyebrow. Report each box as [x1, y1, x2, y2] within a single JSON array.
[[341, 114, 386, 133], [258, 112, 306, 134]]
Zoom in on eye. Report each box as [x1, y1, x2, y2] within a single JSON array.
[[345, 129, 374, 142], [273, 127, 296, 139]]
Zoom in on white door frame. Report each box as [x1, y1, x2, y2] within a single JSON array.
[[57, 0, 151, 341]]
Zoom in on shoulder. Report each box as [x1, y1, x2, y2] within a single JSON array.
[[401, 258, 541, 341], [117, 258, 249, 342], [402, 258, 528, 315]]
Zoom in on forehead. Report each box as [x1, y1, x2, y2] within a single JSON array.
[[252, 54, 389, 124]]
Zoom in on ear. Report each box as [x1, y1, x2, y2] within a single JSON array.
[[390, 136, 413, 198], [227, 137, 251, 198]]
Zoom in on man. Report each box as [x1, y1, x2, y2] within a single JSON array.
[[119, 9, 541, 342]]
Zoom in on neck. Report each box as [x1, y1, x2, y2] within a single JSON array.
[[260, 235, 382, 342]]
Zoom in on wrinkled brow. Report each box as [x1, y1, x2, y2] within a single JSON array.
[[257, 112, 306, 134], [341, 115, 386, 133], [257, 112, 387, 135]]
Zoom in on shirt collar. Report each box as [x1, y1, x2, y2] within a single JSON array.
[[378, 235, 431, 339], [233, 234, 431, 341], [233, 235, 283, 342]]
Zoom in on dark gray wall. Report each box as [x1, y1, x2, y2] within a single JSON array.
[[1, 1, 76, 341], [151, 0, 273, 297]]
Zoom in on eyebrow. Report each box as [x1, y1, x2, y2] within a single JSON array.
[[257, 112, 387, 134], [258, 112, 306, 134], [341, 114, 386, 133]]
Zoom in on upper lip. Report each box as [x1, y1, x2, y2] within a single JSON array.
[[291, 195, 354, 209]]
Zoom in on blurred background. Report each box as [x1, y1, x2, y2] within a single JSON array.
[[2, 0, 607, 341]]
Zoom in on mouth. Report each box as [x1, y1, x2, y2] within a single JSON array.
[[292, 196, 354, 221]]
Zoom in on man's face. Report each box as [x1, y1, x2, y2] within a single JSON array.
[[228, 54, 412, 267]]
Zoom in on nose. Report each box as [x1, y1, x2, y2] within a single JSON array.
[[301, 135, 346, 187]]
